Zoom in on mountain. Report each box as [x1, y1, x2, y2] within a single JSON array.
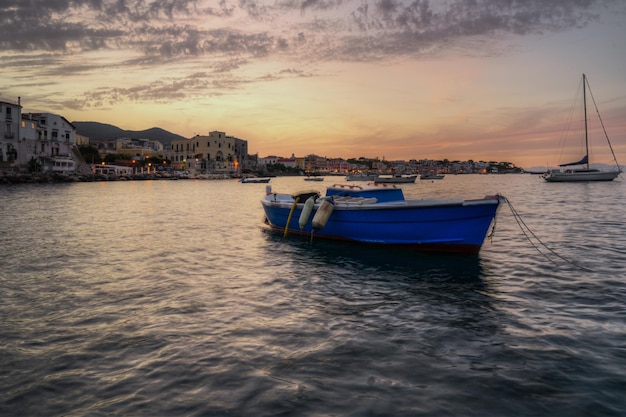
[[73, 121, 187, 147]]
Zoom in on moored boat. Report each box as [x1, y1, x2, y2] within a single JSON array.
[[420, 173, 445, 180], [241, 177, 271, 183], [543, 168, 619, 182], [261, 184, 503, 254], [346, 173, 378, 181], [543, 74, 621, 182], [374, 175, 417, 184]]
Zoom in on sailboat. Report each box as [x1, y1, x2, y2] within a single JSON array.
[[543, 74, 621, 182]]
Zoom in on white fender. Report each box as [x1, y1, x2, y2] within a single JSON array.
[[298, 196, 315, 229], [312, 200, 334, 230]]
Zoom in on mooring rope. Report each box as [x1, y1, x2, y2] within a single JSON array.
[[503, 197, 591, 272]]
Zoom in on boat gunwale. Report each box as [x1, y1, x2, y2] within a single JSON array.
[[261, 194, 501, 210]]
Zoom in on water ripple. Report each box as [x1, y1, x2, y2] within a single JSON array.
[[1, 177, 625, 416]]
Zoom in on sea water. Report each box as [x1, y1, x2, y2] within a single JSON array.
[[1, 175, 625, 416]]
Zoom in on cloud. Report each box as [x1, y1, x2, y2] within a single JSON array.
[[0, 0, 621, 107], [1, 0, 612, 54]]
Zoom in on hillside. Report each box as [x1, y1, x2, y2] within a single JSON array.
[[73, 121, 187, 147]]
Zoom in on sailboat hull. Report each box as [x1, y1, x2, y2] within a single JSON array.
[[543, 169, 621, 182]]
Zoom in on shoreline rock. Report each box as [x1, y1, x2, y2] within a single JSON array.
[[0, 172, 235, 185]]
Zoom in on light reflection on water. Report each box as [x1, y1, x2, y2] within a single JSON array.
[[1, 175, 625, 416]]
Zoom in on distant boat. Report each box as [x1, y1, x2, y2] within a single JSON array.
[[374, 175, 417, 184], [420, 173, 445, 180], [346, 173, 378, 181], [543, 74, 621, 182], [240, 177, 271, 183], [304, 176, 324, 182], [261, 184, 503, 254]]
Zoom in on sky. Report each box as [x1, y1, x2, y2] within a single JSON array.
[[1, 0, 625, 168]]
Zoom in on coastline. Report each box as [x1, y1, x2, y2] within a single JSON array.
[[0, 171, 232, 185]]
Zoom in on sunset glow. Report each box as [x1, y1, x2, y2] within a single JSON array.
[[1, 0, 625, 168]]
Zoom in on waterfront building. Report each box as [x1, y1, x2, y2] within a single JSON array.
[[19, 113, 78, 173], [168, 131, 248, 175], [326, 158, 352, 174], [0, 97, 21, 170], [277, 155, 298, 169], [1, 99, 82, 173], [304, 154, 328, 174], [116, 137, 164, 160], [258, 155, 280, 166]]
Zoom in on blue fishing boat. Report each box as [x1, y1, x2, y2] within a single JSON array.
[[261, 184, 503, 254]]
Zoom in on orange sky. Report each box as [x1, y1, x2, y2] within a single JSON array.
[[1, 0, 625, 169]]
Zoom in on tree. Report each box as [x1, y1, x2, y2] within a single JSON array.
[[28, 157, 42, 173], [78, 145, 101, 164], [104, 153, 131, 163], [266, 163, 301, 174]]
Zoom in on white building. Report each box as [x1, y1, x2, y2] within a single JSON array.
[[168, 130, 248, 174], [277, 156, 298, 169], [0, 98, 83, 173], [258, 155, 280, 166], [19, 113, 78, 172], [0, 97, 21, 169], [116, 137, 164, 157]]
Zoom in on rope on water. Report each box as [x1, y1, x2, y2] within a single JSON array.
[[503, 197, 591, 272]]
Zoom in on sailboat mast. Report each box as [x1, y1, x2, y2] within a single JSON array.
[[583, 73, 589, 169]]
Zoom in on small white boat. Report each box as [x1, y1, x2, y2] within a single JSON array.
[[374, 175, 417, 184], [240, 177, 271, 183]]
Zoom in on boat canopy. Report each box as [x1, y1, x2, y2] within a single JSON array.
[[559, 155, 588, 167]]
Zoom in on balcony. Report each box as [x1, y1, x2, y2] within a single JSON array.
[[4, 133, 14, 139]]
